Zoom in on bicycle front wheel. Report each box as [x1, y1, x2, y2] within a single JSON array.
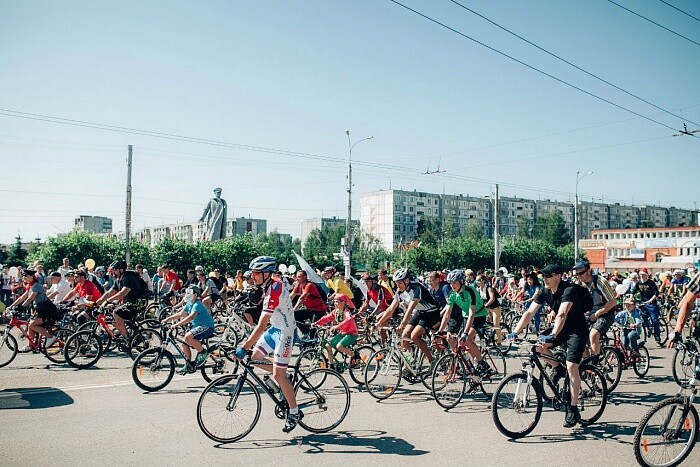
[[431, 353, 466, 410], [491, 373, 543, 439], [348, 345, 375, 386], [671, 346, 695, 388], [0, 331, 18, 368], [633, 345, 650, 378], [634, 396, 699, 467], [64, 330, 103, 369], [197, 374, 261, 443], [128, 328, 163, 360], [364, 348, 402, 400], [132, 348, 175, 392], [200, 346, 236, 383], [578, 364, 608, 425], [42, 327, 72, 364], [296, 368, 351, 433], [599, 346, 622, 393]]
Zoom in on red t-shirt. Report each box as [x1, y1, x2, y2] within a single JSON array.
[[292, 281, 327, 312], [164, 270, 182, 291], [366, 285, 393, 312], [75, 280, 103, 301]]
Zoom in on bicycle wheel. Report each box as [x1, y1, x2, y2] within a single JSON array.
[[200, 347, 234, 383], [296, 348, 329, 390], [599, 346, 622, 393], [197, 374, 261, 443], [634, 396, 699, 467], [497, 322, 513, 355], [128, 328, 163, 360], [364, 348, 403, 400], [480, 347, 507, 397], [671, 346, 696, 388], [0, 331, 18, 368], [64, 330, 104, 369], [348, 345, 375, 386], [41, 327, 71, 364], [491, 373, 543, 439], [132, 348, 176, 391], [657, 318, 669, 346], [296, 368, 351, 433], [144, 303, 160, 320], [578, 364, 607, 425], [633, 345, 650, 377], [431, 353, 466, 409]]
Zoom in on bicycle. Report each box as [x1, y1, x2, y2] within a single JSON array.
[[131, 324, 235, 392], [296, 326, 375, 386], [633, 347, 698, 467], [196, 351, 350, 443], [0, 307, 72, 366], [491, 338, 608, 439], [639, 305, 670, 346], [430, 333, 507, 409], [671, 335, 700, 389], [607, 323, 650, 379]]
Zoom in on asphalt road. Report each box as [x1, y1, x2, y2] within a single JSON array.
[[1, 341, 698, 467]]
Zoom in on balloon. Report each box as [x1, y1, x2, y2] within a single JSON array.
[[85, 258, 96, 270], [288, 265, 297, 274], [8, 267, 18, 278], [278, 264, 288, 274], [622, 278, 631, 286], [615, 284, 628, 295]]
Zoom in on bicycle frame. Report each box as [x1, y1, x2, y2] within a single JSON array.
[[4, 314, 42, 350], [517, 343, 571, 408]]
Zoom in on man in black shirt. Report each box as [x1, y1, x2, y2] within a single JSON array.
[[509, 264, 588, 428], [632, 268, 661, 343], [95, 260, 144, 338]]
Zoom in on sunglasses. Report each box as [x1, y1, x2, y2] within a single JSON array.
[[543, 273, 556, 279], [575, 269, 589, 276]]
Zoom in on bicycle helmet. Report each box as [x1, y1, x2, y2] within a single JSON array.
[[95, 266, 105, 273], [446, 269, 466, 283], [249, 256, 276, 273], [392, 268, 411, 281], [323, 266, 336, 273], [110, 260, 127, 271], [242, 270, 252, 279]]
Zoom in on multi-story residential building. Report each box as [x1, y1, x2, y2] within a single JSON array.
[[668, 207, 696, 227], [74, 215, 113, 234], [578, 201, 609, 239], [499, 197, 535, 237], [535, 200, 574, 238], [442, 193, 492, 238], [232, 217, 267, 237], [638, 205, 668, 228], [608, 203, 639, 230]]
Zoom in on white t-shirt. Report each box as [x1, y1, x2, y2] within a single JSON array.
[[49, 279, 72, 303]]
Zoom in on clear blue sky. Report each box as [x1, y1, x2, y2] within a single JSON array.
[[1, 0, 698, 244]]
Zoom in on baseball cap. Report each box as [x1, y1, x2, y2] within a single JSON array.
[[574, 260, 590, 270], [541, 264, 563, 277], [49, 271, 62, 278]]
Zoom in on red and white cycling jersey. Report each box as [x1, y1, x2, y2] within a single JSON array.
[[262, 278, 298, 335]]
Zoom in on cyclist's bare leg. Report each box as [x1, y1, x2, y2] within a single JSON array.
[[589, 328, 602, 356], [336, 343, 354, 358], [113, 314, 128, 337], [567, 361, 580, 405], [401, 324, 414, 352], [273, 364, 297, 410], [467, 327, 481, 362], [201, 296, 212, 312], [324, 343, 334, 363], [410, 326, 432, 362], [29, 317, 52, 341], [182, 332, 203, 361]]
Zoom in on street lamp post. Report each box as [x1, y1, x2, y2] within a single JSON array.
[[344, 131, 373, 278], [574, 170, 593, 262]]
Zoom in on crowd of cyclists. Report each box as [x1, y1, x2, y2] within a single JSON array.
[[2, 255, 699, 465]]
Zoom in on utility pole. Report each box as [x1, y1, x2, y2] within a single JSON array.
[[125, 145, 133, 265], [344, 131, 373, 278], [494, 184, 499, 272]]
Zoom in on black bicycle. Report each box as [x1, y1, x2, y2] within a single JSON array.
[[491, 338, 608, 439], [196, 351, 351, 443]]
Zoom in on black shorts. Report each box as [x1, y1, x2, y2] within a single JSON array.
[[471, 315, 487, 331], [590, 311, 614, 335], [36, 301, 62, 322], [447, 308, 464, 334], [552, 331, 587, 364], [408, 310, 441, 330], [113, 304, 139, 321]]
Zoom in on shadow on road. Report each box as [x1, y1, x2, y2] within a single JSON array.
[[510, 420, 637, 445], [610, 391, 670, 407], [0, 387, 74, 410], [215, 430, 429, 456]]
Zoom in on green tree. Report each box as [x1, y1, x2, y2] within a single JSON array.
[[416, 217, 441, 247], [443, 216, 460, 240], [464, 220, 485, 240], [5, 235, 29, 267], [533, 211, 571, 247], [302, 225, 345, 270], [516, 215, 533, 239]]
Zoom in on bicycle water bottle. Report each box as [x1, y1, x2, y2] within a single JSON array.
[[264, 374, 281, 394]]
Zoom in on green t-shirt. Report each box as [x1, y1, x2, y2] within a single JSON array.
[[447, 285, 487, 319]]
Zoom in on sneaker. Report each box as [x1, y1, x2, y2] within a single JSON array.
[[177, 362, 193, 375], [349, 353, 361, 369], [563, 405, 580, 428], [588, 354, 600, 366], [475, 360, 489, 376], [282, 410, 304, 433], [18, 345, 33, 353], [549, 365, 566, 386], [194, 350, 209, 367], [44, 335, 58, 348]]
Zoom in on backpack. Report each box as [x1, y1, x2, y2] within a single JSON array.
[[123, 270, 150, 299]]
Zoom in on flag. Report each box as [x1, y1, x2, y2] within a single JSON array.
[[349, 275, 367, 300], [293, 251, 330, 295]]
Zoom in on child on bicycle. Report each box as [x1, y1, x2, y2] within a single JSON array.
[[614, 296, 643, 355], [162, 285, 215, 374], [313, 294, 361, 369]]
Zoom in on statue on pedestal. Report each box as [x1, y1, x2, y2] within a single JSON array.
[[199, 188, 227, 241]]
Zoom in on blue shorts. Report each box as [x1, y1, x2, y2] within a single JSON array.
[[255, 327, 299, 368], [190, 326, 215, 341]]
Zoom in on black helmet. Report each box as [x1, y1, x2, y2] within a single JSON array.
[[110, 260, 127, 271]]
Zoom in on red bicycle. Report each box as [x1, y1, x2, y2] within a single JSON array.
[[0, 307, 72, 367], [609, 323, 650, 378]]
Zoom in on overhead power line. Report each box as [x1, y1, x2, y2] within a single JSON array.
[[607, 0, 700, 47], [387, 0, 679, 132], [658, 0, 700, 23], [448, 0, 700, 128]]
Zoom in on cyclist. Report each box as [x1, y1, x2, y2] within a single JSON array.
[[46, 271, 71, 304], [437, 269, 490, 374], [376, 268, 440, 369], [508, 264, 589, 428], [632, 268, 661, 344], [377, 269, 396, 297], [94, 260, 144, 341], [573, 260, 617, 362], [322, 266, 354, 300], [235, 256, 302, 433], [162, 285, 215, 374], [291, 269, 327, 335], [8, 269, 62, 351], [61, 270, 103, 323], [357, 272, 393, 318], [670, 269, 690, 297], [514, 272, 543, 333], [313, 293, 361, 369], [614, 296, 642, 355], [477, 273, 503, 344], [669, 269, 700, 347]]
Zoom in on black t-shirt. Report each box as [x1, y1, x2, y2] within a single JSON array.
[[633, 280, 658, 303], [534, 282, 587, 336], [113, 272, 142, 304]]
